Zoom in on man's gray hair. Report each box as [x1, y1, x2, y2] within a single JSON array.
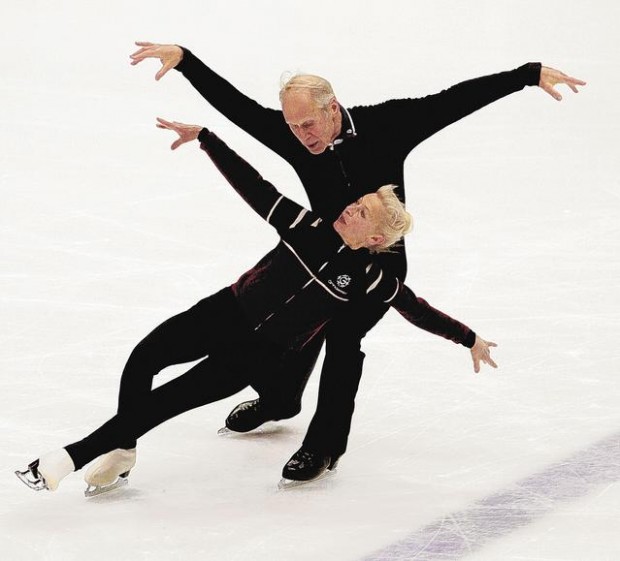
[[279, 73, 336, 110]]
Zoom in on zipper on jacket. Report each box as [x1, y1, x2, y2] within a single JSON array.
[[329, 144, 352, 189]]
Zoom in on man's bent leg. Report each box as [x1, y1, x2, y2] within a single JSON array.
[[302, 342, 366, 459], [283, 304, 388, 480], [224, 332, 325, 432]]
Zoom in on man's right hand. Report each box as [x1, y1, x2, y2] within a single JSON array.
[[130, 42, 183, 81]]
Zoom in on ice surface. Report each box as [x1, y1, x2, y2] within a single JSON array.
[[1, 1, 619, 560]]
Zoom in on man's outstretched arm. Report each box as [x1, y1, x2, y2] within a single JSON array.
[[387, 62, 585, 150], [131, 42, 287, 153]]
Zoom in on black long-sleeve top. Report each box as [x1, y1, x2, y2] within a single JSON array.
[[177, 49, 541, 283], [199, 128, 476, 351]]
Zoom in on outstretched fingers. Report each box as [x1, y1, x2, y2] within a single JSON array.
[[540, 67, 586, 100], [471, 339, 498, 373], [566, 75, 587, 93], [129, 42, 181, 79], [482, 341, 498, 369], [130, 42, 163, 67], [131, 41, 155, 56], [542, 82, 563, 101], [155, 117, 201, 150], [129, 51, 151, 65], [130, 44, 155, 62], [473, 355, 481, 374], [567, 75, 587, 86], [155, 117, 179, 149], [155, 117, 177, 131]]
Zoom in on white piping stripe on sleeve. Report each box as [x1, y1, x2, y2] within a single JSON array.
[[366, 263, 373, 273], [384, 279, 400, 303], [289, 208, 308, 229], [318, 262, 329, 272], [366, 268, 383, 294], [266, 195, 284, 224], [254, 311, 275, 331], [282, 240, 349, 302], [311, 218, 322, 227]]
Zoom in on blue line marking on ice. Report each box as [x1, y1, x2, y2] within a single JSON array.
[[361, 430, 620, 560]]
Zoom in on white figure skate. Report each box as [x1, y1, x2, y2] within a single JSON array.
[[84, 448, 136, 497], [15, 449, 75, 492]]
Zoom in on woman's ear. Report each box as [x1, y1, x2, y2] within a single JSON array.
[[366, 234, 385, 249]]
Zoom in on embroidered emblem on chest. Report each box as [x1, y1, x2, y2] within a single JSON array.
[[336, 274, 351, 288]]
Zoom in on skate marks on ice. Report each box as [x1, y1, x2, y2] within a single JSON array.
[[361, 430, 620, 561]]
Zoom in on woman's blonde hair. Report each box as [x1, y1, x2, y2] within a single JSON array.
[[371, 185, 413, 253]]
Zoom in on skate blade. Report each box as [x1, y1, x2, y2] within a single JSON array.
[[15, 468, 47, 491], [217, 426, 235, 436], [217, 426, 268, 436], [277, 468, 337, 490], [84, 472, 129, 498]]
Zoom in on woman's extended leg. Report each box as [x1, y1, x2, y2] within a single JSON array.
[[66, 349, 256, 471], [15, 286, 278, 492], [115, 286, 245, 449], [16, 352, 255, 493]]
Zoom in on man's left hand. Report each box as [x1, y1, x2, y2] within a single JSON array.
[[539, 66, 586, 101]]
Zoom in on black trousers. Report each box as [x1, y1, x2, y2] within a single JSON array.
[[254, 301, 390, 460], [65, 287, 282, 470]]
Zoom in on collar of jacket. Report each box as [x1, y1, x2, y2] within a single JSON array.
[[329, 105, 357, 150]]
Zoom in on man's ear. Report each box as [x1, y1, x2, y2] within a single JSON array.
[[329, 98, 340, 115]]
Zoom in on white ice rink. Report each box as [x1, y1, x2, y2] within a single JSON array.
[[1, 1, 619, 560]]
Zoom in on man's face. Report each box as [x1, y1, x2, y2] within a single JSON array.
[[333, 194, 385, 250], [281, 90, 340, 154]]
